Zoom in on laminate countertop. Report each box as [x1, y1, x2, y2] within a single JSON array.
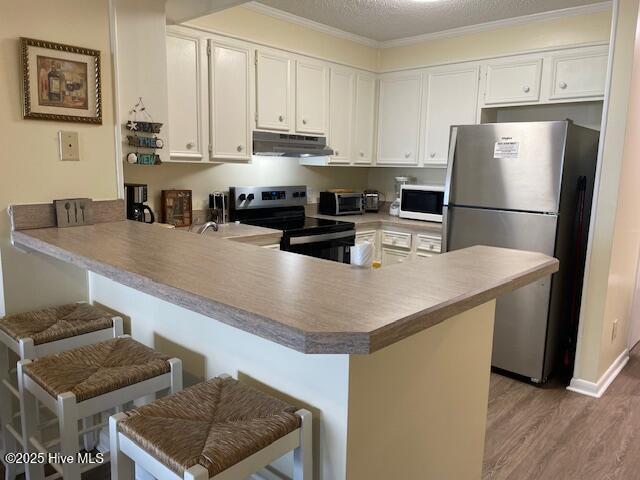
[[12, 221, 558, 354]]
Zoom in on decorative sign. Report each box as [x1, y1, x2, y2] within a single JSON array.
[[21, 37, 102, 124]]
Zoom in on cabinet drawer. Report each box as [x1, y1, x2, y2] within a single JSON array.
[[381, 230, 412, 249], [484, 59, 542, 105], [549, 52, 608, 100], [415, 234, 441, 254], [382, 247, 410, 265], [356, 230, 376, 245]]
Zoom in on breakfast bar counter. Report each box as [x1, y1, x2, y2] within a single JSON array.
[[11, 220, 556, 354], [9, 204, 557, 480]]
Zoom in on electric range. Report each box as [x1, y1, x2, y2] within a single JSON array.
[[229, 186, 355, 264]]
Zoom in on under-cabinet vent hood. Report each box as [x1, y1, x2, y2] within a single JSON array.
[[252, 131, 334, 157]]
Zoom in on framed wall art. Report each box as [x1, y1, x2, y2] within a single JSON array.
[[20, 37, 102, 124]]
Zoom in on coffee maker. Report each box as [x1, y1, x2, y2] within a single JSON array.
[[125, 183, 155, 223]]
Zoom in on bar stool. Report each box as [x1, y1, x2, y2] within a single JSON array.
[[110, 376, 312, 480], [18, 336, 182, 480], [0, 302, 123, 480]]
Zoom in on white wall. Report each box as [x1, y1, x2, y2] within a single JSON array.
[[0, 0, 119, 314]]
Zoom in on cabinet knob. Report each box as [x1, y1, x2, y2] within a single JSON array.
[[430, 152, 436, 158], [405, 152, 411, 158], [559, 81, 568, 90], [359, 151, 364, 157], [237, 145, 243, 152], [278, 115, 284, 122], [523, 86, 530, 93], [335, 150, 339, 156], [186, 142, 194, 149], [302, 119, 307, 125]]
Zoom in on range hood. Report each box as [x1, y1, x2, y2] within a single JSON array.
[[252, 131, 334, 157]]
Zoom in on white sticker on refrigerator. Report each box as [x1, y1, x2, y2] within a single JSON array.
[[493, 139, 519, 159]]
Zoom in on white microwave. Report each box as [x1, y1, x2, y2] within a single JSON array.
[[399, 185, 445, 222]]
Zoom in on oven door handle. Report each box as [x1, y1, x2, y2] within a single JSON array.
[[288, 230, 355, 245]]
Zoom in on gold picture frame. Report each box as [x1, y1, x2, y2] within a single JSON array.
[[20, 37, 102, 124]]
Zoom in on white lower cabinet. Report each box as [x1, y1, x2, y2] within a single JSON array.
[[209, 42, 251, 161], [359, 228, 442, 267], [382, 247, 411, 265]]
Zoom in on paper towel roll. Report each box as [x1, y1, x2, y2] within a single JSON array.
[[350, 241, 374, 268]]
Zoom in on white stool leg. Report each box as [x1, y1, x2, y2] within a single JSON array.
[[184, 464, 209, 480], [58, 392, 81, 480], [82, 415, 97, 451], [17, 361, 44, 480], [1, 342, 18, 480], [293, 409, 312, 480], [168, 358, 183, 394], [109, 413, 134, 480]]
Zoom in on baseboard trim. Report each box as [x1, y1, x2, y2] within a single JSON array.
[[567, 348, 629, 398]]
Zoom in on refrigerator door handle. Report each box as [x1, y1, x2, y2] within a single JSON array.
[[442, 205, 449, 253], [443, 126, 458, 208]]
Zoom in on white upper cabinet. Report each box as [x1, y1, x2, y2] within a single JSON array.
[[549, 51, 608, 100], [484, 58, 543, 105], [256, 50, 292, 131], [377, 72, 422, 165], [296, 60, 329, 134], [209, 42, 251, 161], [166, 31, 207, 161], [423, 66, 479, 167], [329, 68, 355, 163], [353, 73, 376, 165]]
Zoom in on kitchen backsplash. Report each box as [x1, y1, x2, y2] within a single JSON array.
[[124, 157, 447, 213]]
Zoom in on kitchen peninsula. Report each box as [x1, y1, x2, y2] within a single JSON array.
[[9, 201, 558, 479]]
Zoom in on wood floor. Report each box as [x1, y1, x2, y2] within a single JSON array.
[[483, 344, 640, 480], [2, 345, 639, 480]]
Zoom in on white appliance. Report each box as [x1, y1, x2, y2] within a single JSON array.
[[399, 185, 445, 222]]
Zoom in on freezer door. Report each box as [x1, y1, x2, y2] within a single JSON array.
[[445, 205, 558, 380], [447, 121, 567, 213]]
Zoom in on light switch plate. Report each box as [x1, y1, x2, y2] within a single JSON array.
[[54, 198, 94, 227], [59, 131, 80, 161]]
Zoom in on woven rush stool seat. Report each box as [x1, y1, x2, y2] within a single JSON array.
[[0, 302, 123, 480], [18, 336, 182, 480], [0, 303, 114, 345], [110, 376, 312, 480], [23, 336, 171, 402]]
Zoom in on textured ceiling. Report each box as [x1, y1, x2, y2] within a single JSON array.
[[254, 0, 607, 42]]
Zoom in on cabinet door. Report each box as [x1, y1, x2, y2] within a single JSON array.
[[382, 247, 410, 266], [484, 59, 542, 105], [423, 67, 479, 166], [377, 73, 422, 165], [210, 42, 251, 161], [329, 68, 354, 164], [549, 51, 608, 100], [297, 60, 328, 134], [166, 33, 205, 161], [256, 51, 291, 131], [353, 73, 376, 164]]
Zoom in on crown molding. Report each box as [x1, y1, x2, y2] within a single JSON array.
[[380, 1, 613, 48], [241, 2, 380, 48], [240, 1, 612, 50]]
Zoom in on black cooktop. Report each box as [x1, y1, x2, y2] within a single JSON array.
[[241, 215, 354, 236]]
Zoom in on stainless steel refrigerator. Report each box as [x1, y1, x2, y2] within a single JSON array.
[[443, 120, 598, 383]]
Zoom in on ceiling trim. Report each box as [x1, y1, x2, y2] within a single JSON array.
[[242, 1, 612, 49], [381, 1, 613, 48], [242, 2, 380, 48]]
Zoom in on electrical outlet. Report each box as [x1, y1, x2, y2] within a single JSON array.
[[612, 318, 619, 341], [59, 131, 80, 161]]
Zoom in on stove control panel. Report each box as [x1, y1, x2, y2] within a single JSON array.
[[229, 186, 307, 210]]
